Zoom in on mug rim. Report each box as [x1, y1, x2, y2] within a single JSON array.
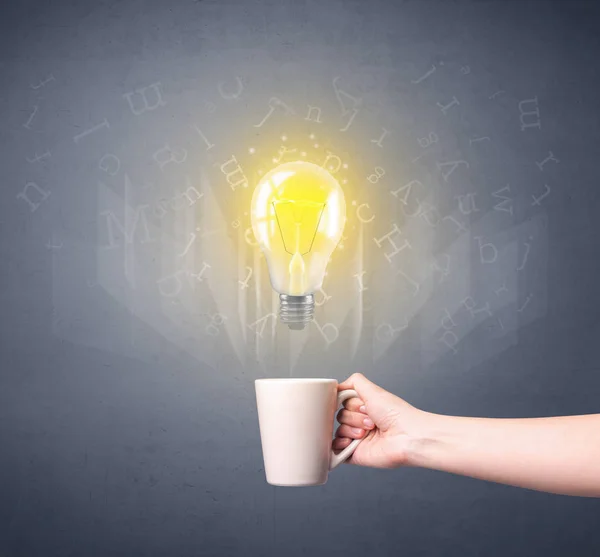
[[255, 378, 336, 384]]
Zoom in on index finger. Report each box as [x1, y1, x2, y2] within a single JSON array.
[[342, 397, 365, 412], [338, 372, 387, 407], [338, 376, 364, 411]]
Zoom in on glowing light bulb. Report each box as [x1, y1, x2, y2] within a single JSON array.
[[250, 161, 346, 329]]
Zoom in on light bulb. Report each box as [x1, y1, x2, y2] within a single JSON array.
[[251, 161, 346, 330]]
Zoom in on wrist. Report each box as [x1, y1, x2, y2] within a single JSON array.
[[401, 410, 450, 468]]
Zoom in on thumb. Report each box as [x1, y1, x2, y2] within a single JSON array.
[[338, 373, 397, 426]]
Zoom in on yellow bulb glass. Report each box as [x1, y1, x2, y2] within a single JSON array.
[[251, 161, 346, 298]]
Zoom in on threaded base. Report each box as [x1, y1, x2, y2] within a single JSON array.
[[279, 294, 314, 330]]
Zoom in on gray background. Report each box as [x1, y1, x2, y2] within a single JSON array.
[[2, 0, 600, 556]]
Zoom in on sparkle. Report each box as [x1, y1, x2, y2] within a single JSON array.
[[281, 135, 287, 141], [314, 143, 319, 148], [301, 151, 307, 157], [342, 179, 347, 184], [352, 200, 357, 206], [272, 158, 277, 163], [249, 147, 256, 154], [309, 133, 316, 140], [342, 163, 348, 169]]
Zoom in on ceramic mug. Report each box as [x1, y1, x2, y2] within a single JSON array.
[[255, 378, 364, 486]]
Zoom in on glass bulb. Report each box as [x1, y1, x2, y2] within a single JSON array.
[[250, 161, 346, 329]]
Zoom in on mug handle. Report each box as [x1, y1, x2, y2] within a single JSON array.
[[329, 389, 365, 471]]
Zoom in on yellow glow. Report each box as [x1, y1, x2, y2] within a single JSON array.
[[251, 161, 346, 296], [273, 199, 325, 255]]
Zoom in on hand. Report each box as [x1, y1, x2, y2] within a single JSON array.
[[333, 373, 428, 468], [335, 374, 600, 497]]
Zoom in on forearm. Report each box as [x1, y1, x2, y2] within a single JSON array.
[[405, 412, 600, 497]]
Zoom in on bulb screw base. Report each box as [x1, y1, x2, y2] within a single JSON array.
[[279, 294, 314, 330]]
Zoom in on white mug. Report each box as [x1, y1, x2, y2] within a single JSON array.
[[255, 378, 364, 486]]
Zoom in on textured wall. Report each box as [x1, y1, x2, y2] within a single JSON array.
[[2, 0, 600, 556]]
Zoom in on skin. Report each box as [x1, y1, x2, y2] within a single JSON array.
[[333, 373, 600, 497]]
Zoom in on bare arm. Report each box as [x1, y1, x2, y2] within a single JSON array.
[[406, 412, 600, 497], [335, 374, 600, 497]]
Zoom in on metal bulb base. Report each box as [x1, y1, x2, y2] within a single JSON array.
[[279, 294, 314, 330]]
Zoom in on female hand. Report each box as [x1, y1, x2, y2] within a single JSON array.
[[334, 373, 600, 497], [333, 373, 429, 468]]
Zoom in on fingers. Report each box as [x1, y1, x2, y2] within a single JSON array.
[[343, 397, 365, 412], [334, 403, 373, 454], [339, 373, 402, 427], [332, 436, 352, 451], [337, 408, 374, 430], [335, 423, 369, 440], [338, 373, 388, 407]]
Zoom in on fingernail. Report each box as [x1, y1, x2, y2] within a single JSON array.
[[351, 427, 363, 435], [359, 405, 367, 413], [363, 418, 374, 428]]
